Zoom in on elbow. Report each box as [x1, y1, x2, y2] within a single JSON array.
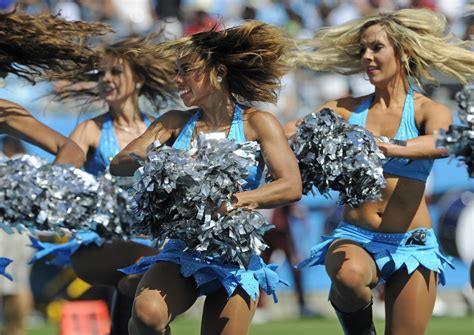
[[109, 155, 131, 176], [109, 158, 121, 176], [282, 177, 302, 203]]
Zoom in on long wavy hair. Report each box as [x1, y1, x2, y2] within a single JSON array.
[[293, 8, 474, 86], [62, 34, 178, 111], [0, 10, 111, 82], [164, 20, 294, 104]]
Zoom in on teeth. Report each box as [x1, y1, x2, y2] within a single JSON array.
[[179, 89, 191, 95]]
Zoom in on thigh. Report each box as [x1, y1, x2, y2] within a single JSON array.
[[201, 287, 258, 335], [133, 261, 198, 323], [325, 239, 379, 287], [71, 240, 157, 286], [384, 267, 437, 335]]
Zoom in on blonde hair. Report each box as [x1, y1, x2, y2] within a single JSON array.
[[294, 8, 474, 85], [164, 20, 293, 104], [0, 10, 111, 82]]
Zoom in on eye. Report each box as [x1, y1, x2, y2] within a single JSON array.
[[111, 68, 122, 76], [358, 46, 366, 56], [372, 43, 383, 52]]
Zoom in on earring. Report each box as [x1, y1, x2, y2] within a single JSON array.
[[136, 83, 142, 90], [216, 75, 223, 83]]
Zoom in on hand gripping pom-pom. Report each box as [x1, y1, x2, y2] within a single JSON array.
[[130, 136, 274, 268]]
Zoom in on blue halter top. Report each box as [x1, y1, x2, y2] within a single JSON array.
[[172, 104, 263, 190], [84, 113, 151, 176], [348, 87, 433, 182]]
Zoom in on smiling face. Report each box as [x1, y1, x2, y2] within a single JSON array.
[[359, 23, 404, 86], [97, 53, 141, 104], [174, 55, 216, 107]]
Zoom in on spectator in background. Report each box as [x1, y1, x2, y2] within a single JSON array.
[[151, 0, 183, 38], [259, 204, 319, 319], [0, 137, 33, 335], [183, 4, 223, 35]]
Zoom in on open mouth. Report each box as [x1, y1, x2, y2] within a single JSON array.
[[179, 88, 191, 97]]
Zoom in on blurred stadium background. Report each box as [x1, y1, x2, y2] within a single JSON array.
[[0, 0, 473, 334]]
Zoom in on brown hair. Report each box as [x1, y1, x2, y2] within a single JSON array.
[[0, 10, 111, 82], [293, 8, 474, 86], [61, 34, 178, 110], [166, 20, 293, 104]]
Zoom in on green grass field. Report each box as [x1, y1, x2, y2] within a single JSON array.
[[27, 316, 474, 335]]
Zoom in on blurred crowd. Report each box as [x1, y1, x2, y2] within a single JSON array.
[[1, 0, 473, 122], [0, 1, 473, 333]]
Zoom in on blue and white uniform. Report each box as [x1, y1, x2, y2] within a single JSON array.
[[297, 88, 453, 284], [30, 113, 153, 266], [120, 104, 287, 302]]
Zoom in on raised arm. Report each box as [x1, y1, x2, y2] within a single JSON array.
[[377, 99, 452, 159], [0, 99, 84, 167], [232, 111, 302, 210]]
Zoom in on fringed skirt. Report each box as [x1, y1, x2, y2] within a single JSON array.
[[297, 222, 453, 285], [120, 239, 287, 302]]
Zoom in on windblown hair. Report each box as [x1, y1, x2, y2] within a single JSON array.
[[63, 34, 178, 110], [165, 20, 293, 104], [293, 8, 474, 85], [0, 10, 111, 82]]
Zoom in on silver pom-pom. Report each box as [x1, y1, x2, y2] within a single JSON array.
[[131, 135, 273, 267], [86, 172, 136, 238], [0, 156, 137, 238], [0, 155, 98, 233], [436, 84, 474, 177], [292, 108, 386, 207]]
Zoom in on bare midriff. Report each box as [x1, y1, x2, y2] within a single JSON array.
[[343, 174, 431, 233]]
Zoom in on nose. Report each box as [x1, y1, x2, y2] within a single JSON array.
[[174, 73, 182, 85], [101, 70, 112, 83], [362, 48, 374, 61]]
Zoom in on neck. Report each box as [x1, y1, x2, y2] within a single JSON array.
[[109, 96, 142, 126], [373, 76, 410, 108], [198, 92, 235, 127]]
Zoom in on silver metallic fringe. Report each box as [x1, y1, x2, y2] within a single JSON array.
[[436, 84, 474, 177], [130, 135, 273, 268], [291, 108, 386, 207]]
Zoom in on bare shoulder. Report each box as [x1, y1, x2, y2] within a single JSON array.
[[150, 108, 196, 129], [243, 107, 283, 141], [73, 115, 104, 134], [416, 94, 451, 115]]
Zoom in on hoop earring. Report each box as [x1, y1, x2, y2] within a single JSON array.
[[216, 75, 223, 83]]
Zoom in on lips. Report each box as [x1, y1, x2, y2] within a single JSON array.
[[179, 88, 191, 98], [101, 86, 115, 95], [367, 66, 379, 75]]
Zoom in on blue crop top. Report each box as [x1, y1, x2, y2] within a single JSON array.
[[348, 87, 433, 182], [172, 104, 263, 190], [84, 113, 151, 176]]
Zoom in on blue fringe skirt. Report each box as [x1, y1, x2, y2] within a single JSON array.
[[297, 222, 453, 285], [0, 257, 13, 280], [120, 239, 287, 302], [29, 231, 152, 267]]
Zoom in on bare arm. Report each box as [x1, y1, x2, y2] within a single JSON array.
[[283, 99, 351, 139], [378, 101, 452, 159], [0, 99, 84, 167], [69, 119, 100, 168], [231, 111, 302, 210]]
